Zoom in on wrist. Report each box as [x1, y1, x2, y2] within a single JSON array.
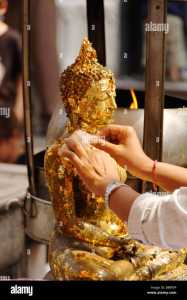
[[109, 184, 140, 221], [137, 156, 154, 181], [104, 181, 127, 208], [96, 178, 119, 197]]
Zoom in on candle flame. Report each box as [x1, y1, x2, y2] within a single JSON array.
[[129, 89, 138, 109]]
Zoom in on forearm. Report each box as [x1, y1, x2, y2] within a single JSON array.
[[140, 159, 187, 192], [109, 185, 140, 222]]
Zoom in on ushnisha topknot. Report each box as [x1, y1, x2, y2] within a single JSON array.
[[60, 37, 115, 117]]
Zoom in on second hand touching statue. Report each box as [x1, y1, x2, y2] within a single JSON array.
[[44, 38, 187, 280]]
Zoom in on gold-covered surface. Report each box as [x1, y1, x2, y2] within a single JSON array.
[[45, 38, 187, 280]]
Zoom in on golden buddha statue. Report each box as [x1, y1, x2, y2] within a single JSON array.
[[44, 38, 187, 280]]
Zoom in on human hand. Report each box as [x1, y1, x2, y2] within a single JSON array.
[[92, 125, 153, 180], [59, 130, 121, 196]]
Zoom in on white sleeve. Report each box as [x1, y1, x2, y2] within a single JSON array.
[[127, 187, 187, 249]]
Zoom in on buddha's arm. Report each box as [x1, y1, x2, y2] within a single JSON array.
[[44, 142, 129, 248]]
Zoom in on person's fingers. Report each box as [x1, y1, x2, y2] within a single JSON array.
[[61, 147, 97, 181], [92, 140, 120, 159], [61, 148, 83, 168], [98, 125, 128, 144], [98, 124, 125, 136], [91, 150, 119, 178], [58, 143, 69, 155], [64, 138, 88, 159], [87, 148, 107, 175]]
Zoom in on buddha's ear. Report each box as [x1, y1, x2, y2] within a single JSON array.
[[98, 79, 110, 92]]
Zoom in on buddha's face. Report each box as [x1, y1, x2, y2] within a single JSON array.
[[78, 79, 117, 126]]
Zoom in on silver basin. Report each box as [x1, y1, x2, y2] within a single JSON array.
[[25, 193, 55, 244]]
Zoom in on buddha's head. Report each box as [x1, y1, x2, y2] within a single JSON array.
[[60, 38, 117, 129]]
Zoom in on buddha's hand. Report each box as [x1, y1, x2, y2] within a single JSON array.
[[58, 130, 121, 197], [91, 125, 153, 180]]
